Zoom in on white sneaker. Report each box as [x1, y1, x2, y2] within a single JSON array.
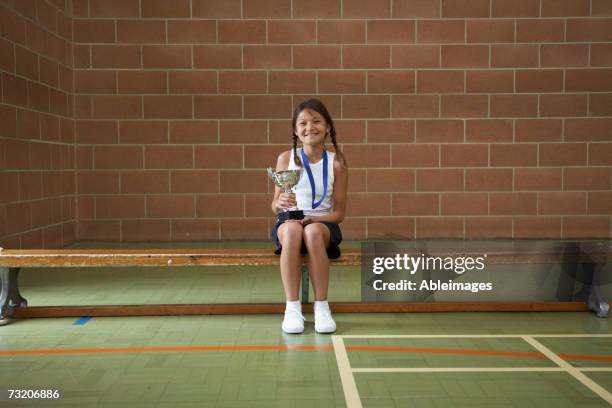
[[314, 305, 336, 334], [282, 309, 305, 334]]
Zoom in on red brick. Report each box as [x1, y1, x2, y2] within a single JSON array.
[[515, 119, 562, 142], [516, 20, 565, 42], [367, 169, 414, 192], [171, 170, 219, 193], [77, 146, 93, 169], [491, 95, 538, 118], [539, 143, 587, 166], [416, 217, 464, 239], [121, 171, 169, 194], [490, 192, 537, 215], [343, 95, 390, 119], [392, 193, 438, 215], [467, 19, 514, 43], [172, 220, 220, 241], [391, 144, 437, 167], [28, 82, 50, 112], [143, 46, 191, 69], [145, 146, 193, 169], [443, 0, 489, 17], [141, 0, 190, 17], [78, 220, 121, 241], [119, 121, 168, 144], [347, 169, 366, 192], [466, 168, 513, 191], [169, 71, 217, 94], [244, 0, 290, 17], [588, 192, 612, 215], [441, 193, 488, 215], [516, 70, 564, 93], [466, 119, 513, 143], [416, 169, 463, 192], [417, 20, 465, 43], [220, 170, 267, 193], [194, 46, 242, 69], [92, 45, 141, 68], [441, 144, 488, 167], [416, 120, 462, 143], [0, 37, 15, 73], [293, 46, 341, 69], [368, 120, 414, 143], [15, 46, 38, 81], [117, 20, 166, 44], [392, 45, 439, 68], [122, 220, 171, 241], [590, 94, 612, 116], [563, 216, 610, 239], [540, 192, 586, 215], [19, 172, 42, 200], [95, 146, 143, 169], [168, 21, 216, 44], [92, 96, 141, 119], [592, 0, 612, 16], [541, 44, 589, 68], [194, 96, 242, 119], [244, 145, 285, 168], [293, 0, 340, 18], [244, 95, 291, 119], [343, 46, 390, 69], [96, 196, 145, 219], [196, 195, 243, 218], [3, 73, 27, 107], [221, 219, 268, 240], [77, 171, 119, 194], [269, 20, 316, 44], [491, 45, 539, 68], [73, 19, 114, 43], [567, 19, 612, 41], [542, 0, 589, 16], [39, 58, 59, 88], [442, 95, 488, 118], [244, 46, 291, 69], [589, 143, 612, 165], [565, 118, 612, 142], [269, 71, 316, 94], [89, 0, 139, 17], [514, 216, 561, 238], [344, 0, 390, 18], [147, 195, 195, 218], [466, 217, 513, 239], [417, 70, 463, 93], [194, 146, 243, 169], [343, 144, 389, 168], [76, 120, 118, 144], [591, 44, 612, 67], [318, 71, 365, 94], [318, 20, 364, 44], [192, 0, 241, 18], [367, 71, 414, 94], [393, 0, 440, 17], [441, 45, 489, 68], [368, 20, 415, 43], [219, 20, 266, 44], [346, 193, 391, 216], [540, 94, 588, 117], [16, 109, 40, 140], [566, 68, 612, 92], [564, 168, 611, 190], [490, 144, 537, 167], [170, 121, 218, 144], [392, 95, 439, 118], [515, 168, 562, 191], [118, 71, 167, 94], [492, 0, 540, 17], [367, 217, 415, 239], [334, 120, 366, 143]]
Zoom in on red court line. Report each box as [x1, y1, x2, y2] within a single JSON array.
[[1, 344, 611, 363]]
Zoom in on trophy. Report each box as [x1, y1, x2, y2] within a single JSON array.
[[267, 168, 304, 221]]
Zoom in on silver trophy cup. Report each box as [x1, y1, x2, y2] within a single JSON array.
[[267, 168, 304, 221]]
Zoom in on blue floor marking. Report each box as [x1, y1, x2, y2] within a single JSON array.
[[73, 316, 92, 325]]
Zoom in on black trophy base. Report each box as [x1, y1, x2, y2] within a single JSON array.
[[277, 210, 304, 222]]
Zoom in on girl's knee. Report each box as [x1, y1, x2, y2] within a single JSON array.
[[279, 222, 303, 246], [303, 223, 328, 244]]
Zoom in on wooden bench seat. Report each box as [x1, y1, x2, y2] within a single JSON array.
[[0, 243, 609, 324]]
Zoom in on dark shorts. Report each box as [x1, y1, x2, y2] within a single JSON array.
[[271, 220, 343, 259]]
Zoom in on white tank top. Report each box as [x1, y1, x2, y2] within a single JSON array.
[[288, 148, 335, 216]]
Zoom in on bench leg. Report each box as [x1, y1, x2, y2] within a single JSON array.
[[301, 266, 309, 304], [0, 267, 27, 325], [587, 263, 609, 318]]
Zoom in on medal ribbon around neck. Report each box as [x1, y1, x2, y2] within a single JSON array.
[[300, 148, 328, 209]]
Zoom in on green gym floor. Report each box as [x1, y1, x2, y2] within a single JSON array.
[[1, 242, 611, 407]]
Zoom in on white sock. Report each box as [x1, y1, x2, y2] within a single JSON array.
[[286, 300, 301, 311], [314, 300, 329, 310]]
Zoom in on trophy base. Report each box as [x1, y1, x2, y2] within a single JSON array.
[[277, 210, 304, 222]]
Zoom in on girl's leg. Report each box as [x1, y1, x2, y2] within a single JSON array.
[[302, 223, 331, 301], [277, 221, 304, 301]]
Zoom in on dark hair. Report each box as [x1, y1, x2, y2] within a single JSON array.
[[291, 98, 347, 168]]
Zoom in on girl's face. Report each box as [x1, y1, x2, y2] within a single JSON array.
[[294, 109, 330, 147]]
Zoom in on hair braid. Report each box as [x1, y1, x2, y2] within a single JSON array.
[[329, 127, 347, 168], [292, 133, 302, 167]]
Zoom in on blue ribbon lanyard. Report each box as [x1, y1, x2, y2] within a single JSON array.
[[300, 148, 328, 209]]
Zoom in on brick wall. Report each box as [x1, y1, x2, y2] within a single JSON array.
[[2, 0, 612, 246], [0, 0, 76, 249]]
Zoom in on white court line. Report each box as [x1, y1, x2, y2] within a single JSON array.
[[580, 368, 612, 372], [339, 334, 612, 339], [523, 336, 612, 405], [352, 367, 565, 373], [331, 335, 362, 408]]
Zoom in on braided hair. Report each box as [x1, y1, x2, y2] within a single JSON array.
[[291, 98, 347, 168]]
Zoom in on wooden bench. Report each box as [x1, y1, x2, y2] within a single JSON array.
[[0, 242, 609, 325]]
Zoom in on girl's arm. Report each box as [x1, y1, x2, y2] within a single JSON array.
[[270, 150, 294, 214], [302, 159, 348, 225]]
